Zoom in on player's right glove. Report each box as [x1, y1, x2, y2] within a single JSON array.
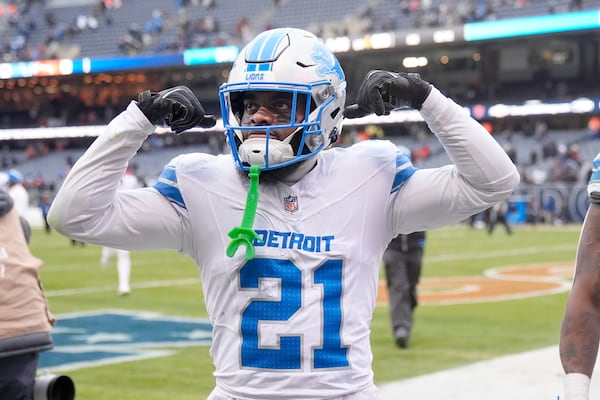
[[137, 86, 217, 134], [344, 70, 432, 119]]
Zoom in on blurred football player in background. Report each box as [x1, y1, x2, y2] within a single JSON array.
[[7, 169, 29, 216], [99, 168, 144, 295]]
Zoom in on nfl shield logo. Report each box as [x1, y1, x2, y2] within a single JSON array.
[[284, 195, 298, 212]]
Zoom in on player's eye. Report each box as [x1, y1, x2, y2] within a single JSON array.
[[273, 98, 292, 113], [243, 100, 259, 115]]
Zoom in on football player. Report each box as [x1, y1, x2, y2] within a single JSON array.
[[48, 28, 520, 399], [560, 153, 600, 400]]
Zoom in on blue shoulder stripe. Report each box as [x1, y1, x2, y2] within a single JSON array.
[[391, 153, 417, 193], [153, 165, 186, 209]]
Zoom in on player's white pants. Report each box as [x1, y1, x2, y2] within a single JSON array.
[[207, 386, 380, 400], [100, 246, 131, 294]]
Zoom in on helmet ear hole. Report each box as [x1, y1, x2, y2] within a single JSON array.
[[330, 107, 340, 120]]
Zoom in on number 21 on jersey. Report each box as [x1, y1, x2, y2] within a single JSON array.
[[239, 258, 349, 370]]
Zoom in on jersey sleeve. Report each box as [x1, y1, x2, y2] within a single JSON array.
[[389, 87, 520, 235], [48, 102, 186, 252]]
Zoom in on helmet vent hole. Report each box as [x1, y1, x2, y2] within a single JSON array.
[[330, 107, 340, 119]]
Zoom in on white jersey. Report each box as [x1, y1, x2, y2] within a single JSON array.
[[8, 183, 29, 216], [47, 87, 519, 399], [119, 172, 142, 190]]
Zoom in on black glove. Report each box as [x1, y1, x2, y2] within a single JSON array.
[[0, 188, 14, 217], [344, 70, 432, 118], [137, 86, 217, 134]]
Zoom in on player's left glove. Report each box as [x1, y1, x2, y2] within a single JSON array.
[[344, 70, 432, 118], [137, 86, 217, 134]]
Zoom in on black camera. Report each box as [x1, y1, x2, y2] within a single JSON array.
[[33, 373, 75, 400]]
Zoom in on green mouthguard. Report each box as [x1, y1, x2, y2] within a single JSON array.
[[226, 165, 262, 260]]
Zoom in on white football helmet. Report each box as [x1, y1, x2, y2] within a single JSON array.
[[219, 28, 347, 171]]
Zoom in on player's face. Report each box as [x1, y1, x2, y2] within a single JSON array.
[[239, 91, 303, 141]]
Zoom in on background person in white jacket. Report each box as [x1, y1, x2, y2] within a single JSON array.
[[7, 169, 29, 217], [47, 28, 519, 400], [99, 168, 144, 295]]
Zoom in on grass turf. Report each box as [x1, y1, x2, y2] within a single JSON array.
[[31, 223, 579, 399]]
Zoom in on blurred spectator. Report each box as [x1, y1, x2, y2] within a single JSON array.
[[549, 143, 581, 183], [588, 116, 600, 140], [541, 136, 558, 160], [7, 169, 29, 216], [359, 124, 385, 141], [38, 190, 52, 234], [503, 142, 517, 165], [103, 0, 122, 9], [542, 195, 559, 224], [144, 9, 164, 34], [487, 198, 512, 235], [524, 165, 548, 185]]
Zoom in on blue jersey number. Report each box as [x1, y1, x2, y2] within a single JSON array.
[[239, 258, 349, 370]]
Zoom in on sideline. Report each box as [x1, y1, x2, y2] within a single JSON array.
[[379, 345, 600, 400], [44, 278, 200, 297]]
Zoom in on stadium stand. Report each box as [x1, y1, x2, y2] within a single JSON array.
[[4, 0, 600, 62], [2, 0, 600, 224]]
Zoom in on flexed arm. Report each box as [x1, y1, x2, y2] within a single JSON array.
[[48, 87, 216, 251], [345, 70, 520, 232]]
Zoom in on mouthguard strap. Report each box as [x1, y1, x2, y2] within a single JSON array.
[[226, 165, 262, 260]]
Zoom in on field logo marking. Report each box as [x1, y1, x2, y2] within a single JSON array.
[[39, 310, 212, 372], [377, 262, 574, 305]]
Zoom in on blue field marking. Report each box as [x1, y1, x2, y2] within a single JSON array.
[[39, 310, 212, 371]]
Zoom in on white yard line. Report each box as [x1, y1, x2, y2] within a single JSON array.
[[44, 278, 200, 297]]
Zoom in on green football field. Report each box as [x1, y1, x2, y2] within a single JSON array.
[[32, 223, 580, 399]]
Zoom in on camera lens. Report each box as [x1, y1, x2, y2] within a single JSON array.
[[33, 374, 75, 400]]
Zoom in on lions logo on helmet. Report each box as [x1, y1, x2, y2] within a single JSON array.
[[219, 28, 347, 172]]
